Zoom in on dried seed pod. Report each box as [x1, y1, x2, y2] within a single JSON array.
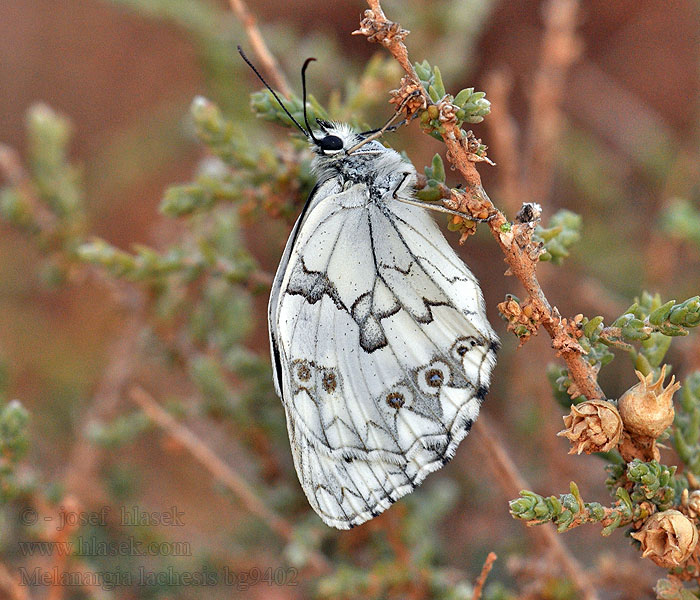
[[618, 365, 680, 438], [389, 76, 426, 117], [687, 490, 700, 519], [631, 510, 699, 567], [557, 399, 623, 454]]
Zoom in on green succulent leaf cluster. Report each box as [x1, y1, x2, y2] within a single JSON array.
[[533, 209, 582, 264], [612, 295, 700, 340], [655, 577, 700, 600], [510, 462, 679, 537], [414, 60, 490, 123], [574, 293, 700, 379], [609, 293, 700, 374], [673, 372, 700, 474], [625, 459, 678, 511], [577, 315, 615, 369], [0, 399, 32, 503], [88, 411, 151, 449], [416, 154, 446, 202], [0, 105, 86, 283], [413, 59, 490, 141], [250, 89, 328, 135], [509, 482, 639, 536], [661, 198, 700, 249], [162, 97, 315, 219], [546, 364, 585, 408]]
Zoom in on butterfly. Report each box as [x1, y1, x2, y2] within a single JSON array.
[[240, 48, 498, 529]]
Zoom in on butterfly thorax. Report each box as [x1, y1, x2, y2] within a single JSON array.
[[309, 123, 415, 204]]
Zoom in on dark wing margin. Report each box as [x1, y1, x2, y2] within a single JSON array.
[[268, 181, 322, 398]]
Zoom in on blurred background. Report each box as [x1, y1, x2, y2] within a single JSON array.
[[1, 0, 699, 598]]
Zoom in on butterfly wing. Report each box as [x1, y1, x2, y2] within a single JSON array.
[[269, 177, 498, 529]]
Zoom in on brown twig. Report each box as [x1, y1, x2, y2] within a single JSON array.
[[522, 0, 582, 205], [63, 301, 145, 504], [472, 551, 497, 600], [129, 386, 331, 575], [45, 496, 82, 600], [228, 0, 291, 97], [355, 0, 604, 402], [0, 144, 58, 233], [472, 415, 600, 600]]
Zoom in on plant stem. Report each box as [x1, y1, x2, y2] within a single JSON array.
[[471, 552, 497, 600], [228, 0, 291, 97], [129, 386, 331, 575], [473, 415, 600, 600], [357, 0, 604, 402]]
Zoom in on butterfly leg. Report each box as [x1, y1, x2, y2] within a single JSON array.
[[392, 173, 495, 222]]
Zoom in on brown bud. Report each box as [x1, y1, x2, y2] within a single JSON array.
[[436, 99, 456, 123], [352, 10, 408, 46], [389, 76, 426, 117], [631, 510, 698, 567], [618, 365, 680, 438], [686, 490, 700, 519], [558, 400, 623, 454]]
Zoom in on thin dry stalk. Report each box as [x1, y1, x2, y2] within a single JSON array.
[[63, 305, 144, 504], [522, 0, 582, 204], [45, 496, 82, 600], [472, 551, 497, 600], [472, 415, 600, 600], [356, 0, 604, 402], [228, 0, 291, 97], [0, 144, 58, 232], [129, 386, 331, 575], [0, 142, 148, 506]]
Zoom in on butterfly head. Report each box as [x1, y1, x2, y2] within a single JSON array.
[[309, 121, 349, 156], [308, 121, 382, 158], [238, 49, 386, 152]]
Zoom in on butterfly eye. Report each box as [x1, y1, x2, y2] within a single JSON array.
[[319, 135, 343, 153]]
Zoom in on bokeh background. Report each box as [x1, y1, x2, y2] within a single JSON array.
[[1, 0, 700, 598]]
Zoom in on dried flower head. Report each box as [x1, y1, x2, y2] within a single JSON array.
[[497, 295, 541, 343], [684, 490, 700, 519], [389, 76, 426, 117], [618, 365, 680, 438], [353, 9, 409, 47], [436, 98, 457, 124], [631, 510, 698, 567], [558, 399, 623, 454]]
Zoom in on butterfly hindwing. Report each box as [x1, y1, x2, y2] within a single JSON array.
[[270, 172, 497, 529]]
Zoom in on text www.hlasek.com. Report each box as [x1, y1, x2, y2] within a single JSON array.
[[18, 537, 192, 557]]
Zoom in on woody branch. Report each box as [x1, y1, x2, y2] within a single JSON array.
[[355, 0, 604, 403]]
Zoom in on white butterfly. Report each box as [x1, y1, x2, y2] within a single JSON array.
[[241, 49, 498, 529]]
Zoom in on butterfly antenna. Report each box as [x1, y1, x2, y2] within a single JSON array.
[[346, 92, 420, 155], [301, 58, 322, 143], [237, 46, 309, 137]]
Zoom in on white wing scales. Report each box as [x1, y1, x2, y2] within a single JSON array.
[[270, 175, 498, 529]]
